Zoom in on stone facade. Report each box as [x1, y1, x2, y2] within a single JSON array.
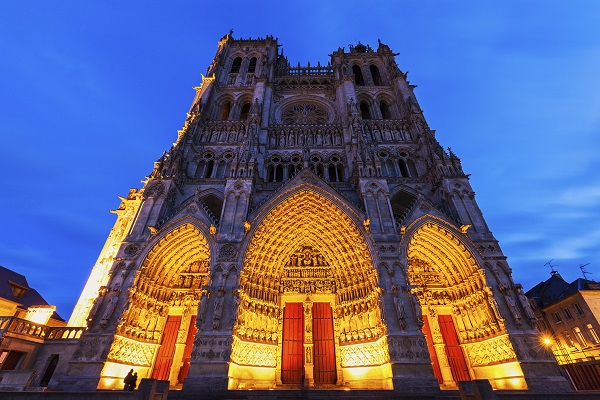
[[54, 33, 571, 393]]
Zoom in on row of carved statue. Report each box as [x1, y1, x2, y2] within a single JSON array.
[[268, 125, 343, 148]]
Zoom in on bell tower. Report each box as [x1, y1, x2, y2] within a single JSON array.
[[57, 33, 572, 395]]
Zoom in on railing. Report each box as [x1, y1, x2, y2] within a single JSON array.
[[0, 316, 85, 341], [277, 63, 333, 77]]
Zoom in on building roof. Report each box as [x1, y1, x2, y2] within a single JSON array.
[[0, 265, 64, 321], [526, 272, 599, 309]]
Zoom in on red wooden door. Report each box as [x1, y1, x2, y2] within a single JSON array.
[[422, 315, 443, 384], [177, 316, 197, 383], [438, 315, 470, 382], [281, 303, 304, 383], [152, 315, 181, 380], [313, 302, 336, 384]]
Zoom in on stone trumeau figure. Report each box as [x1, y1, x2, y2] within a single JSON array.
[[52, 33, 570, 395]]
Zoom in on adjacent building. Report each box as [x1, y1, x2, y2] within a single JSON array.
[[527, 272, 600, 389]]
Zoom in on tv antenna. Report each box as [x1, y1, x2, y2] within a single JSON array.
[[579, 263, 592, 281], [545, 259, 558, 275]]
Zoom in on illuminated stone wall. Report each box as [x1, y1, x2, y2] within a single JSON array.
[[54, 33, 571, 394]]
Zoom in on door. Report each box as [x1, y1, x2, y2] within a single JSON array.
[[178, 316, 197, 383], [152, 315, 182, 380], [281, 302, 304, 383], [313, 302, 336, 384], [422, 315, 443, 384], [438, 315, 470, 382]]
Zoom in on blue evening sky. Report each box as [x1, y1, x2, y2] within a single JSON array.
[[1, 2, 599, 318]]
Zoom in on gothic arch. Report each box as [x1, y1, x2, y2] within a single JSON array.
[[99, 221, 214, 388], [404, 218, 524, 389], [229, 188, 391, 389]]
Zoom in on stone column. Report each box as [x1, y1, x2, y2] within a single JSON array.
[[303, 300, 314, 387]]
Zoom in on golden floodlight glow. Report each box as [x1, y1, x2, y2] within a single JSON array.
[[229, 189, 390, 389]]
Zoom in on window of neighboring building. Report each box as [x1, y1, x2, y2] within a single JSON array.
[[553, 312, 562, 323], [230, 57, 242, 73], [587, 324, 600, 344], [574, 327, 587, 347], [0, 350, 25, 370], [574, 303, 585, 316], [563, 308, 574, 320], [563, 331, 576, 348], [248, 57, 257, 73], [8, 281, 27, 299]]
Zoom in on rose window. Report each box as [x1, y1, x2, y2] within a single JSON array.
[[281, 103, 328, 124]]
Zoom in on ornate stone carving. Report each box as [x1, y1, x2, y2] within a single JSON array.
[[230, 336, 277, 367], [124, 243, 140, 257], [218, 243, 238, 261], [464, 335, 517, 367], [72, 336, 112, 361], [143, 181, 165, 198], [339, 337, 390, 367], [387, 335, 430, 362], [107, 336, 155, 366], [280, 246, 336, 294]]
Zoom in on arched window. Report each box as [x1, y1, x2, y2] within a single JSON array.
[[360, 102, 371, 119], [407, 159, 418, 177], [198, 194, 223, 222], [380, 101, 391, 119], [398, 159, 409, 177], [353, 65, 365, 86], [275, 165, 284, 182], [248, 57, 257, 73], [219, 101, 231, 120], [240, 102, 251, 120], [386, 159, 397, 177], [370, 65, 382, 86], [205, 160, 215, 178], [230, 57, 242, 73]]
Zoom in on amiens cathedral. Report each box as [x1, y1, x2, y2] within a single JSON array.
[[33, 33, 572, 394]]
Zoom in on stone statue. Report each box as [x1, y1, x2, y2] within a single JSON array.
[[393, 293, 407, 329], [212, 290, 225, 330], [504, 293, 522, 325], [517, 287, 537, 321]]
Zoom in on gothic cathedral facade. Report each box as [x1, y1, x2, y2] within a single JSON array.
[[58, 34, 569, 393]]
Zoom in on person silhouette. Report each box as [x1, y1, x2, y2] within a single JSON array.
[[128, 372, 138, 391], [123, 369, 133, 390]]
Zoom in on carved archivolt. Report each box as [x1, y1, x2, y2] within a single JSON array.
[[407, 221, 505, 342], [107, 335, 156, 367], [230, 336, 278, 367], [339, 336, 390, 367], [231, 189, 386, 373], [117, 223, 211, 342]]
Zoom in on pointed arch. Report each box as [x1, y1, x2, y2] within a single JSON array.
[[229, 186, 391, 390], [404, 218, 524, 389]]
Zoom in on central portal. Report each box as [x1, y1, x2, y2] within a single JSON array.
[[281, 302, 336, 385], [228, 190, 391, 390]]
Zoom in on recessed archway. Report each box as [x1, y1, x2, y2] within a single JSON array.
[[406, 219, 525, 390], [229, 189, 392, 390], [99, 222, 211, 389]]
